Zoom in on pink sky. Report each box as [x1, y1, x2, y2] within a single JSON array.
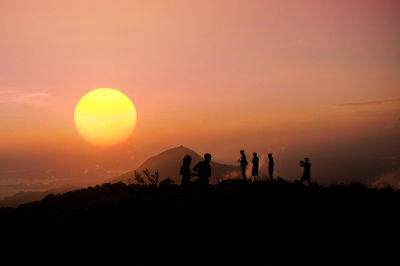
[[0, 0, 399, 195]]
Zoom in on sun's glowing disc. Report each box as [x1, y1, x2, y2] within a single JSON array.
[[74, 88, 137, 147]]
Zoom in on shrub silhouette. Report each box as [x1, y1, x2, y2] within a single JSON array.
[[143, 169, 160, 186], [130, 169, 160, 186], [133, 170, 145, 185]]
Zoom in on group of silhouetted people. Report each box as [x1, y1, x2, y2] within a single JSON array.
[[237, 150, 276, 182], [180, 150, 312, 188], [180, 153, 212, 191]]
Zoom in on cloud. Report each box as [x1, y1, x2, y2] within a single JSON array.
[[334, 98, 400, 107], [0, 89, 53, 108]]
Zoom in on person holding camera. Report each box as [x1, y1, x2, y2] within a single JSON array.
[[300, 157, 311, 185]]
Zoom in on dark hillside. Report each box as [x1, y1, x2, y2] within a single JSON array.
[[0, 180, 399, 264]]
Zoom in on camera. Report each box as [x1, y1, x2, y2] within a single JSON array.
[[300, 161, 305, 167]]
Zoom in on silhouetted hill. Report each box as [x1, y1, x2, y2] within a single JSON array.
[[0, 185, 78, 208], [109, 145, 239, 184], [1, 180, 398, 264]]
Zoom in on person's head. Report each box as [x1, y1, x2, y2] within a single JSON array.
[[240, 150, 245, 155], [253, 152, 257, 157], [305, 157, 309, 162], [268, 153, 272, 158], [204, 153, 212, 163], [183, 155, 192, 165]]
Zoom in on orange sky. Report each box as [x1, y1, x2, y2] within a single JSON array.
[[1, 0, 400, 195]]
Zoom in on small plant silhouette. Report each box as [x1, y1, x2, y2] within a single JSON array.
[[131, 169, 160, 185], [143, 169, 160, 186], [134, 170, 145, 185]]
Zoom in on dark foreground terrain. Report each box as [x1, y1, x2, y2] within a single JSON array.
[[1, 180, 399, 264]]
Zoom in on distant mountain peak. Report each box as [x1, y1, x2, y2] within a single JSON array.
[[146, 145, 202, 161], [159, 145, 198, 154], [176, 145, 200, 153]]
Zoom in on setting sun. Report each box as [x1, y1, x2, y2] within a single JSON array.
[[74, 88, 137, 147]]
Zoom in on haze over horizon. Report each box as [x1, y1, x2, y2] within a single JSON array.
[[1, 0, 400, 198]]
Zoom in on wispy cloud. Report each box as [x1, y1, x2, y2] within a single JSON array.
[[0, 89, 53, 108], [334, 98, 400, 107]]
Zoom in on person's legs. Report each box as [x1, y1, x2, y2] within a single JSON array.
[[241, 167, 246, 180], [252, 169, 257, 182], [269, 169, 273, 181]]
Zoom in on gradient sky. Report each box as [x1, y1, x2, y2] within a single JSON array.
[[1, 0, 400, 197]]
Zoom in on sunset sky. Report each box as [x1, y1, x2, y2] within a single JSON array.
[[1, 0, 399, 197]]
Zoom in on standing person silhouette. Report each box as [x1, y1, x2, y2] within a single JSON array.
[[180, 155, 192, 189], [193, 153, 212, 189], [238, 150, 248, 180], [268, 153, 274, 181], [300, 157, 311, 185], [251, 153, 259, 182]]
